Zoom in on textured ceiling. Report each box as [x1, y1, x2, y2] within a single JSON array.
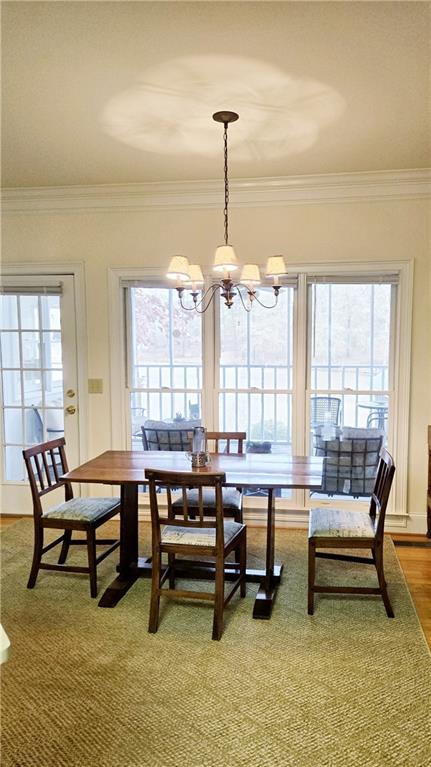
[[1, 1, 430, 188]]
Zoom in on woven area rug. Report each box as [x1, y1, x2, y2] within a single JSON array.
[[1, 519, 430, 767]]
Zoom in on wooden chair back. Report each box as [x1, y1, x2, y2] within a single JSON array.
[[369, 447, 396, 539], [206, 431, 246, 454], [22, 438, 73, 518]]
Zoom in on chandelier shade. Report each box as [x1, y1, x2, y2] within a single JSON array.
[[167, 255, 191, 282], [166, 111, 288, 312], [183, 264, 204, 288], [240, 264, 261, 286], [213, 245, 239, 273]]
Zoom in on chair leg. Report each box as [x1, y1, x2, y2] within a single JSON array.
[[27, 527, 43, 589], [149, 552, 161, 634], [239, 531, 246, 598], [168, 552, 176, 589], [308, 540, 315, 615], [86, 529, 98, 598], [58, 529, 72, 564], [212, 554, 225, 641], [374, 544, 394, 618]]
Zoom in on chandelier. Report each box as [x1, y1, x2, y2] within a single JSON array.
[[166, 111, 288, 312]]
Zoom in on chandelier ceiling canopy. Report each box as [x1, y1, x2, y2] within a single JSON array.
[[167, 111, 288, 312]]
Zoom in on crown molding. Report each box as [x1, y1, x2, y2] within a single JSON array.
[[2, 169, 430, 214]]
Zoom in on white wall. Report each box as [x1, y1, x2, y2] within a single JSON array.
[[2, 191, 430, 532]]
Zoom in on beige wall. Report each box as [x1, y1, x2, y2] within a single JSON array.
[[2, 196, 430, 531]]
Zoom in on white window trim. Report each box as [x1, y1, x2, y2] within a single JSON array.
[[108, 260, 413, 530]]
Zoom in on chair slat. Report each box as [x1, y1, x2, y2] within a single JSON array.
[[33, 454, 45, 490]]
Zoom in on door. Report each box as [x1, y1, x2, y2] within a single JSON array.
[[0, 274, 80, 514]]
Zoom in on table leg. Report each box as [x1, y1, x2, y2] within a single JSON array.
[[252, 488, 283, 619], [98, 483, 140, 607]]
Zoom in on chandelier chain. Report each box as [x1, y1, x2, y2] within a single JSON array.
[[223, 123, 229, 246]]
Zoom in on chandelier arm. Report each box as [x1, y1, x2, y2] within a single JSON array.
[[231, 282, 281, 309], [235, 286, 253, 313], [178, 284, 220, 313], [250, 289, 280, 310]]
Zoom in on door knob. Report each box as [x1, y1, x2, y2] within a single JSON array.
[[66, 389, 75, 398], [65, 405, 76, 415]]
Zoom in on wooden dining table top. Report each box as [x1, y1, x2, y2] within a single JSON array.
[[63, 450, 324, 490]]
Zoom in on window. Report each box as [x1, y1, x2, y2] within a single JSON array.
[[116, 262, 411, 519], [127, 285, 202, 449], [219, 285, 295, 453], [307, 276, 396, 501]]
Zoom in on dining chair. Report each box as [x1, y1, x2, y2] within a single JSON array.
[[172, 431, 247, 523], [22, 438, 121, 597], [145, 469, 246, 639], [308, 447, 396, 616], [145, 467, 247, 640]]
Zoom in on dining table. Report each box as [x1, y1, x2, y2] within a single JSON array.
[[62, 450, 323, 619]]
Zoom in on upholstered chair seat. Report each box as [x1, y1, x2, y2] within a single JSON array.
[[309, 508, 375, 538], [44, 497, 120, 523]]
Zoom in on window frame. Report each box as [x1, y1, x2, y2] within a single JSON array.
[[109, 260, 413, 528]]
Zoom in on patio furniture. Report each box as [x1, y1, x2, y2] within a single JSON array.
[[145, 467, 247, 640], [141, 418, 201, 451], [188, 400, 200, 419], [22, 438, 120, 597], [313, 426, 384, 497], [308, 447, 396, 616], [310, 396, 341, 428], [357, 399, 388, 429]]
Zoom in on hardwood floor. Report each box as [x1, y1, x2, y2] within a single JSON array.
[[392, 534, 431, 647], [1, 516, 429, 647]]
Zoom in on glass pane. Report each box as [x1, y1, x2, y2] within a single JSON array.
[[5, 446, 26, 481], [22, 332, 41, 368], [42, 331, 62, 369], [24, 407, 44, 443], [44, 408, 64, 436], [219, 392, 292, 453], [2, 370, 22, 406], [4, 408, 24, 443], [310, 283, 391, 392], [0, 295, 18, 330], [129, 286, 203, 450], [20, 295, 39, 329], [0, 332, 20, 368], [42, 296, 61, 330], [131, 287, 202, 366], [23, 370, 43, 406], [220, 287, 293, 389], [43, 370, 64, 406]]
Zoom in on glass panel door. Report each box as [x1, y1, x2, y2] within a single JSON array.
[[0, 275, 79, 512]]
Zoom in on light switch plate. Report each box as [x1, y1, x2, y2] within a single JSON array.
[[88, 378, 103, 394]]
